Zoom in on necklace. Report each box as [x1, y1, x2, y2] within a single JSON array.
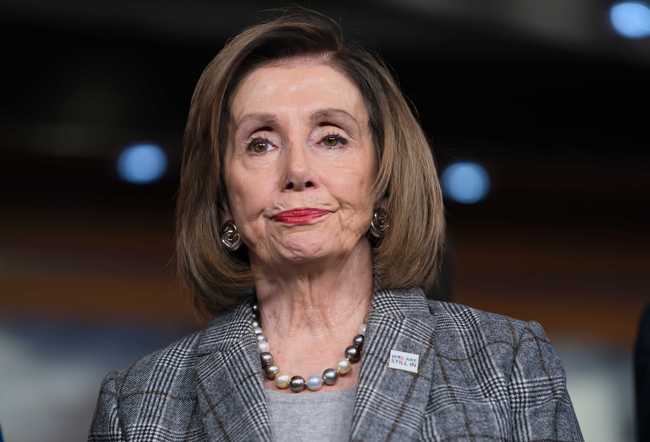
[[251, 302, 367, 393]]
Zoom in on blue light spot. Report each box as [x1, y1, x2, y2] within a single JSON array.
[[117, 143, 167, 184], [610, 2, 650, 39], [441, 161, 490, 204]]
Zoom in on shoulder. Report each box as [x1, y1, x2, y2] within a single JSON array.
[[427, 299, 540, 341], [101, 327, 206, 400], [102, 298, 249, 396], [425, 299, 557, 376], [90, 327, 209, 439], [421, 301, 582, 439]]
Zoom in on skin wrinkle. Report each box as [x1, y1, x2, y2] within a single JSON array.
[[223, 58, 378, 391]]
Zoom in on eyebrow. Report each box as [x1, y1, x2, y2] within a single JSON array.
[[310, 108, 360, 131], [234, 113, 279, 131], [234, 108, 361, 133]]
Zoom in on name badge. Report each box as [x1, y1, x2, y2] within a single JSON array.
[[388, 350, 419, 374]]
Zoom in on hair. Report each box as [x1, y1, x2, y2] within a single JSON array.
[[176, 8, 445, 317]]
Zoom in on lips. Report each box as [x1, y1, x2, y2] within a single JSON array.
[[272, 208, 330, 224]]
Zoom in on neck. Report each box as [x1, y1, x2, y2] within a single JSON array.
[[252, 240, 374, 337], [250, 240, 374, 382]]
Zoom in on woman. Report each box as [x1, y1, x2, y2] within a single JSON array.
[[89, 9, 583, 441]]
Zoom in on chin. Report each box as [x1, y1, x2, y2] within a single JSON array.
[[259, 230, 366, 267], [279, 243, 331, 263], [278, 238, 353, 265]]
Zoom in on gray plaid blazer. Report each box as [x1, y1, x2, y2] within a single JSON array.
[[89, 287, 583, 441]]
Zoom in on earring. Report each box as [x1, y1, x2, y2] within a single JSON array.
[[369, 207, 389, 239], [220, 220, 241, 251]]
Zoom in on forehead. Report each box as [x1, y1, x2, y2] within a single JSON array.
[[229, 58, 368, 124]]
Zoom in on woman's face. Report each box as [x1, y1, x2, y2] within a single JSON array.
[[224, 58, 377, 270]]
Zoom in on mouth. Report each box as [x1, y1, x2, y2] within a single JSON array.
[[272, 208, 331, 225]]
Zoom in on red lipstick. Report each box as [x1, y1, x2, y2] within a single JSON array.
[[273, 208, 329, 224]]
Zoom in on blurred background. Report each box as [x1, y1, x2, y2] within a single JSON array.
[[1, 0, 648, 440]]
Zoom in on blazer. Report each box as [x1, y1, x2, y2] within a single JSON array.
[[89, 287, 583, 441]]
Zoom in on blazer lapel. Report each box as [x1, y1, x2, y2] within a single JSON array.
[[350, 288, 437, 441], [194, 298, 273, 442]]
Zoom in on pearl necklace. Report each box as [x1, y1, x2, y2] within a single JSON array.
[[251, 302, 367, 393]]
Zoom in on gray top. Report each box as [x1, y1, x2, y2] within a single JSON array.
[[265, 387, 357, 442]]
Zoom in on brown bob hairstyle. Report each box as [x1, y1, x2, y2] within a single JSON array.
[[176, 8, 445, 316]]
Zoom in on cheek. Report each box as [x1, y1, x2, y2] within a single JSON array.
[[327, 155, 376, 208], [229, 181, 267, 221], [326, 169, 375, 226], [225, 163, 269, 222]]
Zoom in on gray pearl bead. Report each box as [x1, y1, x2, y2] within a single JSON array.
[[345, 345, 361, 363], [289, 376, 306, 393], [306, 374, 322, 391], [260, 352, 273, 367], [265, 365, 279, 380], [353, 334, 364, 348], [322, 368, 338, 386]]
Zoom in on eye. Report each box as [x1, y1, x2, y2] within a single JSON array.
[[246, 137, 274, 154], [320, 133, 348, 149]]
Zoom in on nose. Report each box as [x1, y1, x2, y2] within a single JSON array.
[[283, 143, 316, 191]]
